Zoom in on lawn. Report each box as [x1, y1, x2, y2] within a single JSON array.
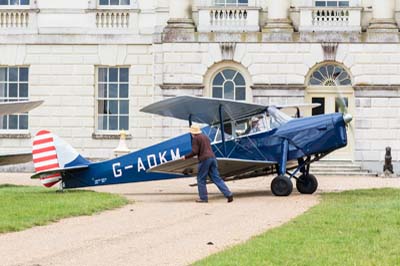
[[193, 188, 400, 266], [0, 184, 129, 233]]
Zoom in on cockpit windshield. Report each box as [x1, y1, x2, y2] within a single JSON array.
[[268, 106, 293, 128]]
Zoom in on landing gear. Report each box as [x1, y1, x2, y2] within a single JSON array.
[[296, 174, 318, 194], [271, 175, 293, 196]]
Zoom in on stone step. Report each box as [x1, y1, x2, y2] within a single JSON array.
[[311, 171, 378, 177], [311, 168, 364, 172]]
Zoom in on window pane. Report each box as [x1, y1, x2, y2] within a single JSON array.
[[98, 68, 108, 82], [99, 0, 108, 5], [9, 115, 18, 129], [0, 0, 8, 5], [0, 68, 6, 81], [19, 114, 28, 129], [120, 0, 129, 5], [339, 1, 349, 7], [224, 81, 234, 99], [109, 116, 118, 130], [0, 83, 6, 98], [19, 83, 28, 98], [9, 68, 18, 82], [119, 84, 128, 98], [213, 73, 224, 86], [0, 116, 7, 129], [98, 100, 107, 114], [109, 100, 118, 114], [119, 68, 129, 82], [19, 68, 28, 82], [315, 1, 326, 6], [109, 68, 118, 82], [119, 116, 128, 130], [222, 69, 236, 80], [20, 0, 29, 4], [9, 83, 18, 98], [238, 0, 248, 5], [212, 87, 222, 98], [234, 73, 245, 86], [10, 0, 18, 5], [312, 97, 325, 116], [236, 87, 246, 101], [327, 1, 338, 6], [98, 83, 107, 98], [110, 0, 119, 5], [98, 115, 107, 130], [120, 100, 129, 114], [109, 84, 118, 98]]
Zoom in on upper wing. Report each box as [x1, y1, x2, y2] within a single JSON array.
[[0, 152, 32, 166], [147, 157, 276, 178], [140, 96, 267, 125], [0, 100, 44, 116]]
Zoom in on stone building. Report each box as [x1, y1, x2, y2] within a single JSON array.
[[0, 0, 399, 173]]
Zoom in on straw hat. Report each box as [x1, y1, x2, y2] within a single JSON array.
[[189, 124, 202, 135], [251, 117, 259, 123]]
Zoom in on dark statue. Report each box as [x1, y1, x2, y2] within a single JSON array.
[[383, 147, 394, 174]]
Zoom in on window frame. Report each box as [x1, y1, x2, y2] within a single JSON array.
[[214, 0, 248, 7], [211, 68, 246, 101], [0, 66, 30, 133], [314, 0, 350, 7], [97, 0, 136, 10], [95, 66, 130, 134], [0, 0, 33, 9]]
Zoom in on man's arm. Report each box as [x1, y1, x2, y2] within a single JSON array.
[[184, 137, 199, 159]]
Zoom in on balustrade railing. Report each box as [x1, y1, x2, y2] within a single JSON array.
[[198, 6, 260, 32], [0, 10, 29, 28], [96, 11, 130, 28]]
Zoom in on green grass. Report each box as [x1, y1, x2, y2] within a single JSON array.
[[193, 188, 400, 266], [0, 184, 129, 233]]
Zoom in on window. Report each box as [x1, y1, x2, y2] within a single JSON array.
[[0, 0, 29, 5], [308, 64, 351, 86], [99, 0, 130, 6], [314, 1, 349, 7], [212, 69, 246, 101], [0, 67, 29, 130], [214, 0, 248, 6], [97, 67, 129, 131]]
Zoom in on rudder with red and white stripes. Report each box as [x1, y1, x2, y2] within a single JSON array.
[[32, 130, 61, 188]]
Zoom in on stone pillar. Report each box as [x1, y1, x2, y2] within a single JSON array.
[[165, 0, 195, 30], [263, 0, 293, 32], [368, 0, 398, 32]]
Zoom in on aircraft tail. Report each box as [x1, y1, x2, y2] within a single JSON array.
[[32, 130, 90, 188]]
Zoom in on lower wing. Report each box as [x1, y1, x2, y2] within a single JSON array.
[[147, 157, 276, 178]]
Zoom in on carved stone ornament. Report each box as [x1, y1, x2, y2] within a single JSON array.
[[321, 42, 338, 61], [220, 42, 236, 61]]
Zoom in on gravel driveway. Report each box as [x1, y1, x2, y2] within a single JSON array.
[[1, 173, 400, 266]]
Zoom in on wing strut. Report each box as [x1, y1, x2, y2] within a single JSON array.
[[219, 104, 227, 157]]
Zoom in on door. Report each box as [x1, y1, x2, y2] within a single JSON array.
[[305, 86, 355, 161]]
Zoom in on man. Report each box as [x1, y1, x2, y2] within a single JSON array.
[[183, 124, 233, 203], [245, 116, 260, 134]]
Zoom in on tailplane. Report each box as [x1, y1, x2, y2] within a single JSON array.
[[32, 130, 90, 187]]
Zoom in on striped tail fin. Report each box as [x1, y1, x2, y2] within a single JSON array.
[[32, 130, 90, 188]]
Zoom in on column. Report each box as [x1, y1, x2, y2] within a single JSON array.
[[165, 0, 194, 30], [368, 0, 398, 32], [263, 0, 293, 32]]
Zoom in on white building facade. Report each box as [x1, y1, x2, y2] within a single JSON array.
[[0, 0, 399, 173]]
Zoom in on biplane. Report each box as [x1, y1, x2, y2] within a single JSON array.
[[0, 100, 43, 166], [31, 96, 352, 196]]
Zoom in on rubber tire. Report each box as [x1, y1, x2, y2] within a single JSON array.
[[296, 174, 318, 194], [271, 175, 293, 196]]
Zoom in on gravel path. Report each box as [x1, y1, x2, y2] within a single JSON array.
[[1, 173, 400, 266]]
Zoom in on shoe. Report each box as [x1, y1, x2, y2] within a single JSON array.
[[195, 199, 208, 203], [227, 195, 233, 203]]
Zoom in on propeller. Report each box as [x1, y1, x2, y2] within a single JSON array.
[[334, 86, 355, 143]]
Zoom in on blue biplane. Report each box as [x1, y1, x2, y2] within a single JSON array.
[[31, 96, 352, 196]]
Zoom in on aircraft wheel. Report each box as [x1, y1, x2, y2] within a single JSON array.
[[271, 175, 293, 196], [296, 174, 318, 194]]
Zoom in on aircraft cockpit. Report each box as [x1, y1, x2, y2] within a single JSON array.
[[209, 107, 293, 143]]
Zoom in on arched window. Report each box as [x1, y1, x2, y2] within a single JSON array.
[[212, 69, 246, 100], [308, 64, 352, 86]]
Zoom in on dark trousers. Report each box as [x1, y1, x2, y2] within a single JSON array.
[[197, 157, 232, 201]]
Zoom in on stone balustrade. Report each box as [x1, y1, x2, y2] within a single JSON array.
[[0, 10, 30, 28], [299, 7, 362, 32], [197, 6, 260, 32], [96, 10, 130, 28]]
